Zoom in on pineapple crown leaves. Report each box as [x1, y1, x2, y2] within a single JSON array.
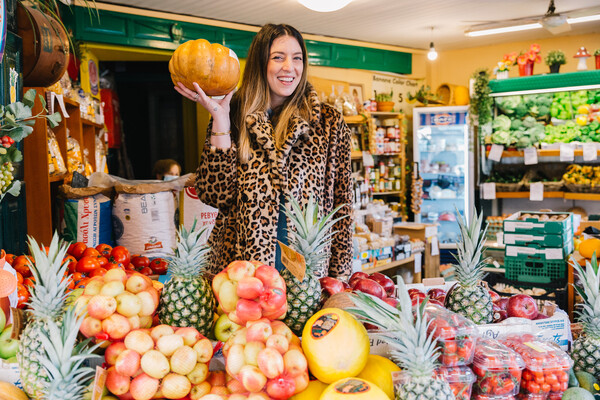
[[347, 280, 441, 378], [570, 253, 600, 337], [168, 219, 211, 277], [26, 233, 71, 319], [446, 208, 489, 285], [37, 307, 101, 400], [284, 194, 348, 270]]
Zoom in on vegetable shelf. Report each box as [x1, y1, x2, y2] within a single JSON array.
[[485, 149, 600, 158], [495, 191, 600, 200]]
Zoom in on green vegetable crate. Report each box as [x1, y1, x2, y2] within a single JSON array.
[[502, 211, 573, 236], [503, 255, 567, 286]]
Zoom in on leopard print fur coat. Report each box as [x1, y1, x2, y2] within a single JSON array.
[[194, 89, 353, 279]]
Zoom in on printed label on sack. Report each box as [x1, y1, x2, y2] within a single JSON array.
[[334, 378, 371, 394], [77, 196, 101, 246], [311, 313, 339, 339]]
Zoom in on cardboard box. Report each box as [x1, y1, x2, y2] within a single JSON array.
[[393, 223, 438, 241], [371, 217, 393, 237]]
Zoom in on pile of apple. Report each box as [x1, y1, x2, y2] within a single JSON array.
[[75, 269, 160, 346], [221, 318, 309, 399], [0, 309, 18, 363], [105, 324, 214, 399], [320, 271, 398, 308], [407, 287, 446, 307], [492, 293, 547, 322], [212, 261, 287, 326]]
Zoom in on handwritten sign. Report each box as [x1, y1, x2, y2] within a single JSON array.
[[482, 182, 496, 200], [278, 241, 306, 281], [488, 144, 503, 162]]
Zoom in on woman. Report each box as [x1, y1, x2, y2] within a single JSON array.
[[174, 23, 353, 279], [153, 159, 181, 181]]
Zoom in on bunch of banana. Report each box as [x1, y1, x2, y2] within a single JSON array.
[[563, 164, 600, 187]]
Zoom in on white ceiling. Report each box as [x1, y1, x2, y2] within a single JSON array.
[[103, 0, 600, 51]]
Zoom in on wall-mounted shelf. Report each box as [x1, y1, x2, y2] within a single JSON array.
[[494, 191, 600, 201]]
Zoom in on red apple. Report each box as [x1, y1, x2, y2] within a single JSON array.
[[534, 312, 549, 320], [259, 287, 287, 315], [266, 374, 296, 399], [408, 288, 424, 298], [495, 297, 509, 311], [352, 279, 386, 299], [319, 277, 345, 296], [349, 272, 369, 288], [236, 299, 263, 323], [488, 290, 501, 303], [507, 294, 538, 320], [369, 273, 395, 296], [427, 288, 446, 302], [492, 303, 507, 322], [383, 297, 399, 308]]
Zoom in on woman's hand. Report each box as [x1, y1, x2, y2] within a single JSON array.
[[174, 82, 234, 119]]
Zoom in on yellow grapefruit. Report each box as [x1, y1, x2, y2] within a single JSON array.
[[302, 308, 370, 384], [356, 354, 401, 399], [290, 379, 329, 400], [320, 377, 389, 400], [579, 238, 600, 259]]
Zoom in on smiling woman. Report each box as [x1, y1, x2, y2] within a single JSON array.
[[173, 23, 354, 282]]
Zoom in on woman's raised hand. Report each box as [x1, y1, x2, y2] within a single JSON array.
[[174, 82, 234, 119]]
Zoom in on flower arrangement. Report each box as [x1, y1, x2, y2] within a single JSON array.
[[0, 89, 61, 201], [516, 44, 541, 76], [494, 52, 518, 73], [545, 50, 566, 66]]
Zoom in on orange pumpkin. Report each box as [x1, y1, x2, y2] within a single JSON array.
[[169, 39, 240, 96]]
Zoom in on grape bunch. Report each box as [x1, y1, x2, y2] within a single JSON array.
[[0, 162, 15, 193]]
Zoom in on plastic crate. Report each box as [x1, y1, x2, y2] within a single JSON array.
[[503, 232, 569, 248], [505, 240, 573, 260], [504, 255, 567, 287], [503, 211, 572, 236]]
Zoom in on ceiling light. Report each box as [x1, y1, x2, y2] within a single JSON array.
[[298, 0, 352, 12], [465, 13, 600, 37], [427, 42, 438, 61]]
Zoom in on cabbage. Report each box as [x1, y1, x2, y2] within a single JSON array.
[[493, 115, 511, 131]]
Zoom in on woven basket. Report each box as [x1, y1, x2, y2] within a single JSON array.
[[565, 183, 600, 193], [494, 182, 523, 192], [523, 180, 564, 191]]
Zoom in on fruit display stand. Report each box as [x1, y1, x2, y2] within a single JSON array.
[[23, 87, 103, 245]]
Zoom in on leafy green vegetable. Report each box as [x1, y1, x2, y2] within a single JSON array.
[[493, 115, 512, 131]]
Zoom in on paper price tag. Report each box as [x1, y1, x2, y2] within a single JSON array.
[[414, 252, 422, 274], [278, 240, 306, 281], [91, 366, 108, 400], [524, 147, 538, 165], [560, 143, 574, 162], [430, 236, 439, 256], [530, 182, 544, 201], [583, 143, 598, 161], [362, 151, 375, 167], [488, 144, 503, 162], [55, 94, 69, 118], [482, 182, 496, 200]]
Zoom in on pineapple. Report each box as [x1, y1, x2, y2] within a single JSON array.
[[347, 281, 454, 400], [281, 195, 346, 335], [444, 210, 493, 324], [37, 306, 100, 400], [159, 221, 215, 336], [571, 254, 600, 380], [18, 234, 71, 399]]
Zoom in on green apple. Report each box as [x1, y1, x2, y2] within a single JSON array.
[[213, 313, 241, 342], [3, 355, 17, 363], [0, 308, 5, 334], [0, 324, 13, 341], [0, 338, 19, 359]]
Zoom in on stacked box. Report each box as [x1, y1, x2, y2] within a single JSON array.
[[502, 211, 573, 287]]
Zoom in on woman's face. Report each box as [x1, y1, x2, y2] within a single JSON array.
[[267, 35, 303, 109]]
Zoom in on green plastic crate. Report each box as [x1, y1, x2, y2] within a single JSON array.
[[504, 255, 567, 286], [505, 240, 573, 260], [503, 232, 569, 248], [503, 211, 572, 236]]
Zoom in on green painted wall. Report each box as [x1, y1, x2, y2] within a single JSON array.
[[63, 7, 411, 74]]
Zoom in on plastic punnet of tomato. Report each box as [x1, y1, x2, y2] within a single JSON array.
[[500, 334, 572, 399], [435, 365, 476, 400], [473, 395, 516, 400], [424, 304, 478, 366], [472, 338, 525, 397]]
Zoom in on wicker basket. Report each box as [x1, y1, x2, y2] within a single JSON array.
[[523, 180, 565, 191], [565, 183, 600, 193], [522, 168, 565, 192], [494, 182, 523, 192]]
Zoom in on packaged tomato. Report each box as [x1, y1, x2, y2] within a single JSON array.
[[500, 334, 572, 399], [424, 304, 478, 366], [435, 365, 476, 400], [473, 396, 516, 400], [472, 338, 525, 398]]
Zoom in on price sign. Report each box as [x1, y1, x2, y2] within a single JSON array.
[[583, 143, 598, 161], [524, 147, 538, 165], [530, 182, 544, 201], [488, 144, 504, 162], [482, 182, 496, 200], [560, 143, 574, 162]]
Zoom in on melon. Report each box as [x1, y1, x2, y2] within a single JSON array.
[[562, 387, 595, 400], [302, 308, 370, 384], [290, 379, 329, 400], [578, 238, 600, 259], [356, 354, 401, 399], [320, 377, 389, 400], [575, 371, 600, 393]]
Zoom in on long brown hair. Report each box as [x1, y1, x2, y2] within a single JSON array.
[[232, 24, 311, 162]]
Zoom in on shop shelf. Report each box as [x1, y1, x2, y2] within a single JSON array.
[[494, 191, 600, 201], [489, 70, 600, 95], [486, 149, 600, 159], [351, 151, 363, 159], [373, 191, 402, 196]]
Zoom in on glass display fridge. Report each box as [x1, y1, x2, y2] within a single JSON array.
[[413, 105, 474, 248]]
